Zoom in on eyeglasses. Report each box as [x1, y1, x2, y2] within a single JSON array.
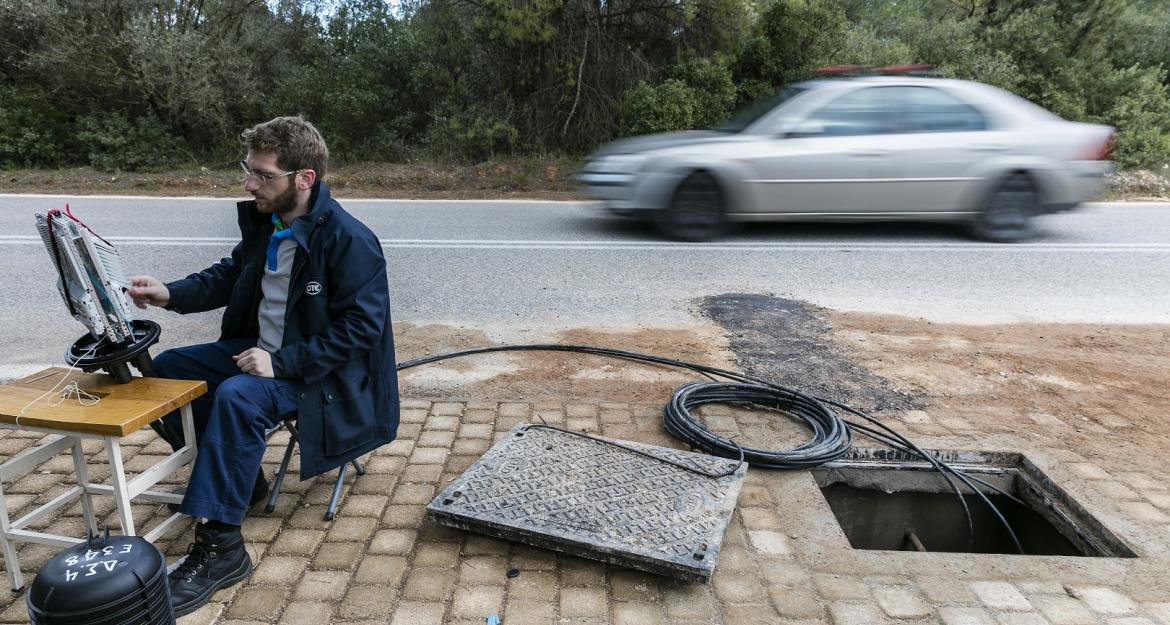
[[240, 160, 304, 184]]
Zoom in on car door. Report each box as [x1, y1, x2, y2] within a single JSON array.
[[744, 86, 899, 215], [877, 86, 998, 213]]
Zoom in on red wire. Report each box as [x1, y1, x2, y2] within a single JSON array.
[[56, 203, 114, 247]]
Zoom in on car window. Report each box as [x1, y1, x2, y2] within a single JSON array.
[[793, 87, 895, 137], [717, 85, 808, 133], [886, 86, 988, 132]]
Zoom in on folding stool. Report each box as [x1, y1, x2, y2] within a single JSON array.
[[265, 421, 366, 521]]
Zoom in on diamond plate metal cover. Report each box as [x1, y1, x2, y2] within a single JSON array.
[[426, 424, 747, 582]]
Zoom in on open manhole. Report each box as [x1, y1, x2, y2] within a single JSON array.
[[811, 448, 1136, 558]]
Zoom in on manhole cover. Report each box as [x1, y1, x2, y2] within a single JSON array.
[[427, 424, 747, 582]]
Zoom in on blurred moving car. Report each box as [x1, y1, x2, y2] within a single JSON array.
[[578, 66, 1115, 241]]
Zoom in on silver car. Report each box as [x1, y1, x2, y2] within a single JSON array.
[[578, 74, 1115, 241]]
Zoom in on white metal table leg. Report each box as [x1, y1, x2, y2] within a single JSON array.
[[104, 436, 136, 535], [71, 441, 98, 536], [0, 480, 24, 590], [180, 403, 196, 450], [175, 402, 197, 515]]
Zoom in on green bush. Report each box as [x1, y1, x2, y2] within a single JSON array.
[[731, 0, 848, 104], [75, 114, 187, 172], [622, 79, 698, 135], [0, 86, 67, 168], [1097, 66, 1170, 170], [619, 54, 739, 135], [424, 103, 520, 161], [834, 23, 914, 68], [669, 56, 737, 129]]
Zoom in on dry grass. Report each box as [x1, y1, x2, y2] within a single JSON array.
[[0, 156, 586, 200]]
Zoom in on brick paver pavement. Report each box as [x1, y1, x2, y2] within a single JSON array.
[[1, 399, 1168, 624]]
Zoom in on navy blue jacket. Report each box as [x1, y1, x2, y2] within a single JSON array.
[[165, 182, 399, 479]]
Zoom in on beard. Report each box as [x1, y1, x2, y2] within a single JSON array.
[[257, 181, 298, 216]]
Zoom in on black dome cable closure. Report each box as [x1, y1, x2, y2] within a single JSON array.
[[396, 343, 1023, 554]]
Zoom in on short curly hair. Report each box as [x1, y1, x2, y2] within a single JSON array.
[[242, 116, 329, 180]]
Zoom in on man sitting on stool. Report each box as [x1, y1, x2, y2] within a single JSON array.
[[128, 116, 399, 617]]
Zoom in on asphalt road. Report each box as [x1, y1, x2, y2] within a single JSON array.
[[1, 194, 1168, 376]]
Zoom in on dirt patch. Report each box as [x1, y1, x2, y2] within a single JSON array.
[[0, 158, 587, 200], [394, 322, 736, 402], [830, 311, 1170, 473], [699, 293, 921, 413], [391, 298, 1170, 475], [694, 294, 1170, 470]]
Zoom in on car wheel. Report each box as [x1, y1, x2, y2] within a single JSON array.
[[658, 172, 728, 242], [970, 173, 1039, 242]]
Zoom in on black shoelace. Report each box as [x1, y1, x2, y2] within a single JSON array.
[[172, 542, 212, 582]]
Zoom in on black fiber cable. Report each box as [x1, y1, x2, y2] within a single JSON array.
[[840, 418, 977, 548], [842, 417, 1029, 507], [823, 398, 1024, 553], [396, 343, 1024, 553], [664, 381, 852, 469]]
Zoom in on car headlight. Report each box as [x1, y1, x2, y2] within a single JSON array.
[[595, 153, 649, 174]]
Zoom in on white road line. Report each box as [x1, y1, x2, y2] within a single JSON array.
[[0, 236, 238, 243], [1, 235, 1168, 252], [374, 243, 1167, 252]]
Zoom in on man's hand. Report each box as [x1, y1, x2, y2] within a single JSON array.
[[127, 275, 170, 309], [234, 348, 274, 378]]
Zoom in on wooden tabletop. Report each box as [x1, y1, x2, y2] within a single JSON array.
[[0, 367, 206, 437]]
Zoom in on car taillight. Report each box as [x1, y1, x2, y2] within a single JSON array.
[[1077, 133, 1115, 161]]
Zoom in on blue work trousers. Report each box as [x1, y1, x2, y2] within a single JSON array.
[[152, 338, 299, 525]]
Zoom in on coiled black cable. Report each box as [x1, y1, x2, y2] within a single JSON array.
[[396, 342, 1023, 553], [664, 381, 852, 469]]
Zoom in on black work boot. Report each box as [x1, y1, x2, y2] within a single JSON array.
[[168, 471, 270, 513], [168, 523, 252, 617]]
